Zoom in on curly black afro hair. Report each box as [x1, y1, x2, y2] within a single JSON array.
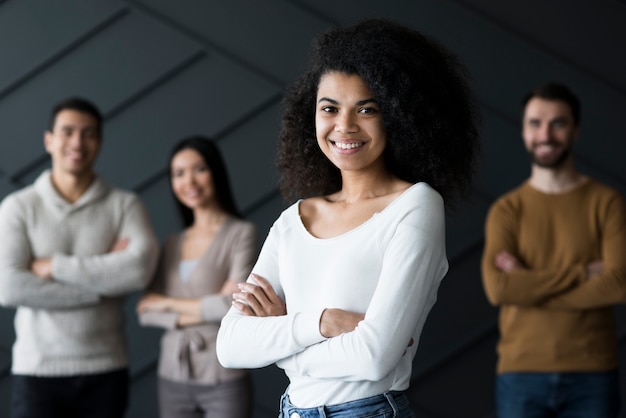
[[277, 18, 480, 206]]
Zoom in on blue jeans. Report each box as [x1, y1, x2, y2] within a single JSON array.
[[279, 390, 414, 417], [496, 371, 620, 418]]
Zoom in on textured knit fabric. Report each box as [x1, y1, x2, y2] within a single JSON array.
[[139, 217, 257, 385], [217, 182, 448, 407], [481, 179, 626, 373], [0, 170, 159, 376]]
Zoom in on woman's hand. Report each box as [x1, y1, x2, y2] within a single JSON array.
[[177, 312, 202, 327], [136, 293, 171, 313], [219, 279, 240, 296], [319, 308, 365, 337], [232, 273, 286, 317]]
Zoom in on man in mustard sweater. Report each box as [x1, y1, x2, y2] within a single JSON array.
[[0, 97, 159, 417], [482, 83, 626, 417]]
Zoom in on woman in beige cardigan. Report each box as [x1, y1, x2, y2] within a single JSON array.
[[137, 136, 257, 418]]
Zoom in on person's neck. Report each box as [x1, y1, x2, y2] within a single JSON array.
[[338, 169, 403, 203], [191, 205, 227, 230], [50, 169, 95, 203], [528, 161, 587, 194]]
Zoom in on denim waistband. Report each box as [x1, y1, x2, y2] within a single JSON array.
[[279, 390, 411, 418]]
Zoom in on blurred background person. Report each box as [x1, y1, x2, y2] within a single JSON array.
[[137, 136, 256, 418], [0, 96, 158, 418], [482, 83, 626, 418]]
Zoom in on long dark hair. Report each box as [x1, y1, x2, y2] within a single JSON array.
[[169, 136, 243, 227]]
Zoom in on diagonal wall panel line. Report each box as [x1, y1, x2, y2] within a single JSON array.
[[0, 7, 129, 101], [450, 0, 626, 100], [8, 156, 47, 188], [478, 100, 626, 198], [129, 92, 283, 195], [10, 50, 207, 185], [572, 153, 626, 191], [124, 0, 285, 88], [242, 189, 283, 218], [103, 50, 206, 122]]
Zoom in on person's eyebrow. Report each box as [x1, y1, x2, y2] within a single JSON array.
[[356, 98, 377, 106], [317, 97, 377, 105]]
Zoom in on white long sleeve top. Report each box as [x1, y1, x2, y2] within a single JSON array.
[[0, 170, 159, 376], [217, 182, 448, 407]]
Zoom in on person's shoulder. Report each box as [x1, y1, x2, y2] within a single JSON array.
[[404, 182, 442, 201], [228, 216, 256, 229], [103, 183, 147, 209], [268, 199, 302, 232], [394, 182, 443, 214], [0, 183, 38, 210], [584, 178, 623, 197], [106, 184, 139, 201], [484, 183, 529, 221], [162, 232, 182, 251], [381, 183, 444, 229], [297, 195, 325, 219], [491, 182, 528, 206], [226, 217, 257, 237], [583, 178, 626, 208]]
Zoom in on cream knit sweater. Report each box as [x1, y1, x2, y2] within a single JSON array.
[[0, 170, 158, 376]]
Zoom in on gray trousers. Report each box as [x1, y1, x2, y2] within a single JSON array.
[[158, 375, 252, 418]]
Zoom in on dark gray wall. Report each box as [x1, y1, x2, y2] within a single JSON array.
[[0, 1, 625, 417]]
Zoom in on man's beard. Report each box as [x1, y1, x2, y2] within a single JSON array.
[[528, 144, 572, 169]]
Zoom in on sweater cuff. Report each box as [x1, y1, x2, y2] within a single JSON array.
[[293, 309, 327, 348], [139, 311, 179, 330], [575, 263, 588, 284], [51, 253, 77, 285], [200, 294, 231, 322]]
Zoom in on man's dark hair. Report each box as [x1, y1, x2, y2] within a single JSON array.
[[49, 97, 103, 135], [277, 18, 480, 205], [522, 82, 581, 125], [168, 136, 243, 227]]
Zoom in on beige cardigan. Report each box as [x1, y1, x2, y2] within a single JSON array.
[[139, 216, 257, 384]]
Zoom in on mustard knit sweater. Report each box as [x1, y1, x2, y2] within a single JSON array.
[[482, 179, 626, 373]]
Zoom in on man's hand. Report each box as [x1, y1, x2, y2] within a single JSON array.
[[109, 237, 129, 253], [494, 251, 526, 273], [586, 260, 603, 279], [232, 273, 286, 317], [30, 258, 52, 280], [136, 293, 170, 313]]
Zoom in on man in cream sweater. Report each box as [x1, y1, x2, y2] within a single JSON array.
[[0, 97, 159, 417]]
